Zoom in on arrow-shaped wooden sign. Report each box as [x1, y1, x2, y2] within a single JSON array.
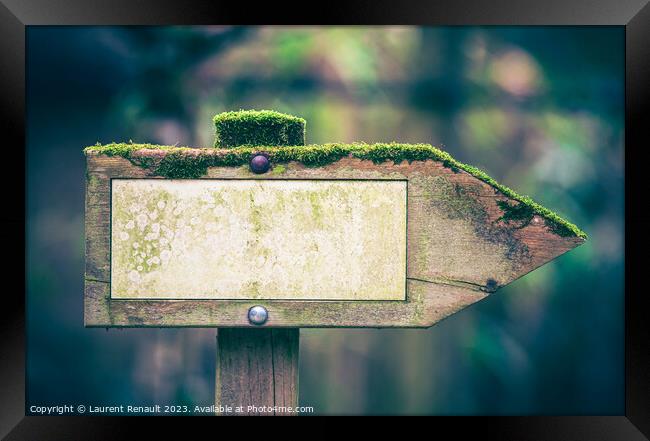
[[83, 110, 585, 414], [84, 110, 585, 328]]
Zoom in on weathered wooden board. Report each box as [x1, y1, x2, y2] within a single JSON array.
[[215, 328, 299, 415], [84, 151, 584, 328], [110, 179, 407, 300]]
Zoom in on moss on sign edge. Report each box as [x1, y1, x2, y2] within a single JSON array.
[[83, 142, 587, 239], [213, 110, 306, 148]]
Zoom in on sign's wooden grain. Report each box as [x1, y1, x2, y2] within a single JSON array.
[[84, 150, 584, 328], [215, 328, 298, 415]]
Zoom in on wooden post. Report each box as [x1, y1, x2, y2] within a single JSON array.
[[214, 111, 303, 416], [215, 328, 299, 415]]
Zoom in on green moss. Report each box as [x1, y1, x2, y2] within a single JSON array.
[[496, 200, 535, 227], [213, 110, 306, 148], [84, 141, 587, 239], [272, 164, 287, 175], [156, 150, 209, 179], [496, 198, 583, 238]]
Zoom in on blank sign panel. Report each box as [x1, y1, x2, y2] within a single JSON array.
[[110, 179, 407, 300]]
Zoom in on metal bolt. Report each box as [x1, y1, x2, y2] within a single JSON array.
[[485, 278, 499, 292], [248, 305, 268, 325], [250, 154, 270, 174]]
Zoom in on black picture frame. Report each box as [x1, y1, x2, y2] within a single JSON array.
[[2, 0, 646, 438]]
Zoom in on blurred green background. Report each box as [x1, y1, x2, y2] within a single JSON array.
[[26, 26, 624, 415]]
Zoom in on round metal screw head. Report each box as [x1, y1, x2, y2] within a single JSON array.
[[250, 154, 270, 174], [248, 305, 268, 325]]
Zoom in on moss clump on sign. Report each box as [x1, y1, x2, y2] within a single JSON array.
[[496, 199, 580, 238], [213, 110, 306, 148], [272, 164, 287, 175], [155, 150, 210, 179], [83, 141, 587, 239]]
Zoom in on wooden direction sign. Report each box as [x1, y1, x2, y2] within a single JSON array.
[[84, 110, 585, 414]]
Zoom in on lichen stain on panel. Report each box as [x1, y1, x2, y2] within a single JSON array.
[[406, 174, 527, 287], [111, 179, 407, 300]]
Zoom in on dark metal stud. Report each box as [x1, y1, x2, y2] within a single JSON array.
[[250, 154, 270, 174]]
